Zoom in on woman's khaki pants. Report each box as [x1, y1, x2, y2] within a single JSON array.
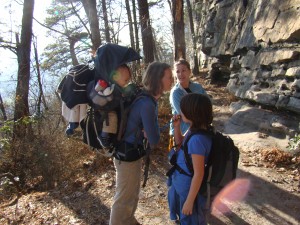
[[109, 158, 142, 225]]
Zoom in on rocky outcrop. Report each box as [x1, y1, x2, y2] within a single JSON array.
[[199, 0, 300, 115]]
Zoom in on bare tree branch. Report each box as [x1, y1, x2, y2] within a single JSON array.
[[69, 0, 92, 39], [0, 44, 17, 54], [33, 17, 68, 37], [33, 37, 48, 113], [33, 17, 90, 48]]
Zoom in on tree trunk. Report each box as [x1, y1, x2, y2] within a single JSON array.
[[101, 0, 111, 43], [69, 38, 79, 65], [125, 0, 140, 80], [106, 1, 118, 44], [125, 0, 135, 49], [0, 93, 7, 121], [81, 0, 101, 52], [186, 0, 199, 75], [171, 0, 186, 60], [33, 39, 48, 116], [14, 0, 34, 121], [152, 31, 159, 61], [132, 0, 140, 52], [138, 0, 155, 65]]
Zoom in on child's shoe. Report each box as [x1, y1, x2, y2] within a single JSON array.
[[65, 122, 79, 136]]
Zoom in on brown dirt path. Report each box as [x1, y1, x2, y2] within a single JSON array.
[[1, 80, 299, 225]]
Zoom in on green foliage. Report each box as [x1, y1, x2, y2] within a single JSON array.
[[45, 3, 83, 27], [41, 38, 91, 76], [0, 138, 10, 152], [41, 1, 92, 77], [0, 176, 14, 202], [288, 133, 300, 152], [42, 41, 70, 60], [0, 117, 39, 165], [0, 120, 13, 152], [16, 116, 39, 125], [0, 120, 13, 134]]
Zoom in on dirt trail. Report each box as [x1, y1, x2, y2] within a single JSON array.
[[1, 81, 299, 225]]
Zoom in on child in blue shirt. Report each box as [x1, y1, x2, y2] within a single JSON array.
[[168, 93, 213, 225]]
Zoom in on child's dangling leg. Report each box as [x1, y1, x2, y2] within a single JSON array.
[[65, 122, 79, 136], [98, 111, 118, 157]]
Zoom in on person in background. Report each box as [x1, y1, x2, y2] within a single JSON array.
[[169, 59, 207, 148], [109, 62, 173, 225], [168, 93, 213, 225]]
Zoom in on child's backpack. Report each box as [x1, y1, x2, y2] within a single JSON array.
[[183, 130, 240, 207]]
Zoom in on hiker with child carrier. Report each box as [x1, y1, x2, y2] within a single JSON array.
[[59, 43, 174, 225]]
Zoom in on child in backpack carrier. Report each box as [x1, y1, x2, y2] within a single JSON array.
[[168, 93, 213, 225], [95, 64, 131, 155]]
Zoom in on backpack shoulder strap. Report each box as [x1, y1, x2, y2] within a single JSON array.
[[134, 90, 156, 106], [117, 90, 154, 141], [183, 130, 212, 174]]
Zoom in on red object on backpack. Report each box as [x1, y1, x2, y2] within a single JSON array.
[[95, 79, 108, 92]]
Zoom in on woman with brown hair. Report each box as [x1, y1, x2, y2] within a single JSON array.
[[169, 59, 207, 148], [110, 61, 173, 225]]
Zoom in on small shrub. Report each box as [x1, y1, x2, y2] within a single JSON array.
[[261, 147, 293, 167], [288, 133, 300, 152], [0, 114, 94, 195]]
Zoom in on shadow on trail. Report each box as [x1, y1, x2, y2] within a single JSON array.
[[48, 156, 115, 225], [49, 184, 111, 225], [209, 169, 300, 225]]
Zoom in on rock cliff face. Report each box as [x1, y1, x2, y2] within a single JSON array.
[[200, 0, 300, 114]]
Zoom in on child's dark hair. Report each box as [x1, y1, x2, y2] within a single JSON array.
[[180, 93, 213, 131]]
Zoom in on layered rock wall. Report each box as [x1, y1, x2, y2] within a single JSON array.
[[200, 0, 300, 114]]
